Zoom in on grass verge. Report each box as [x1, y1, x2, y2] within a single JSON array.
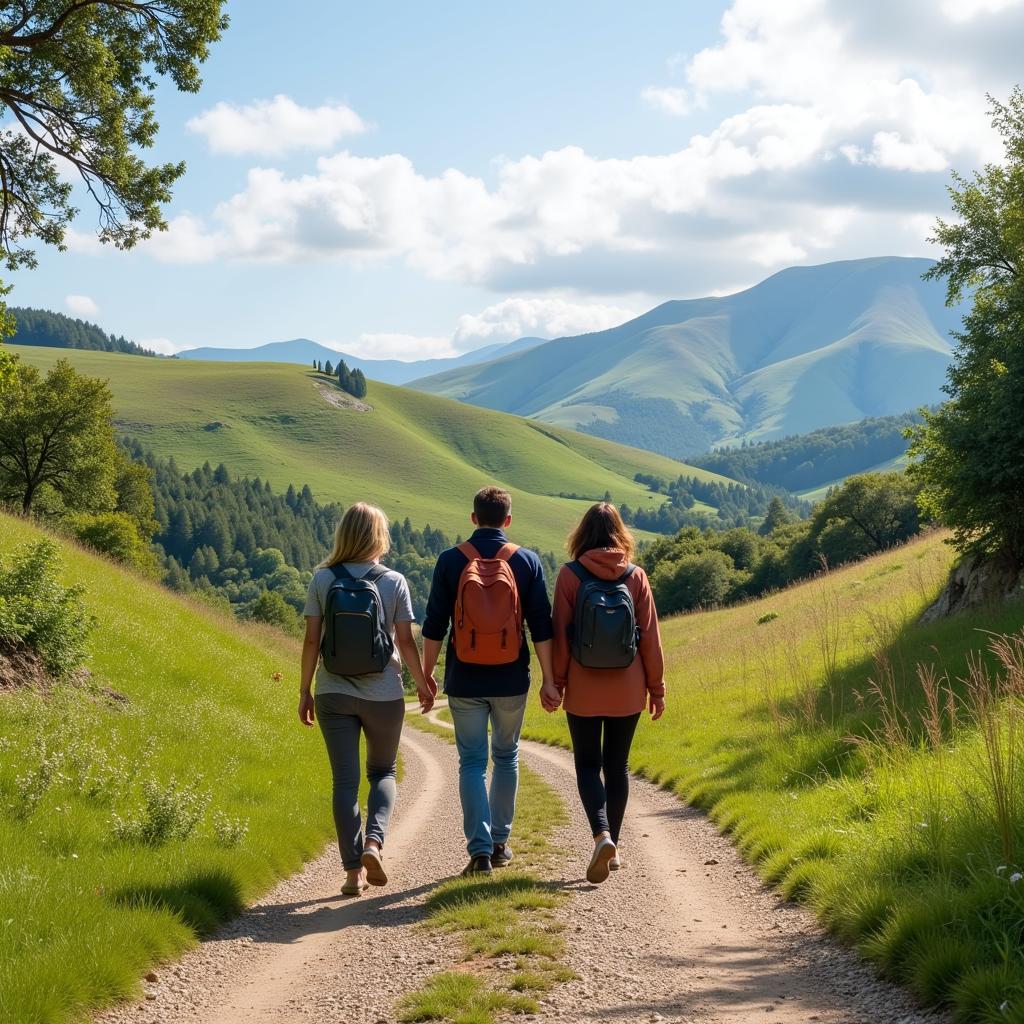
[[400, 714, 572, 1023], [0, 514, 334, 1024], [522, 532, 1024, 1021]]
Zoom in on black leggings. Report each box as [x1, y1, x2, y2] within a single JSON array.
[[565, 712, 641, 844]]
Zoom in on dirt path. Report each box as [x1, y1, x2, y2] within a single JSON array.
[[99, 708, 944, 1024], [98, 728, 467, 1024]]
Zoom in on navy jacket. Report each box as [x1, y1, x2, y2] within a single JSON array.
[[422, 528, 554, 697]]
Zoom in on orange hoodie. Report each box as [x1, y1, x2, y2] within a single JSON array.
[[552, 547, 666, 717]]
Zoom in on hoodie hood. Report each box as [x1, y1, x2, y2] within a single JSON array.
[[578, 547, 630, 581]]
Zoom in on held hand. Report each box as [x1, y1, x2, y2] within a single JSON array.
[[417, 680, 436, 714], [649, 695, 665, 721], [539, 680, 562, 713], [298, 691, 316, 727]]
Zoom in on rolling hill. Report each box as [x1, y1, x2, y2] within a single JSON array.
[[177, 335, 544, 384], [13, 346, 733, 553], [412, 257, 966, 459]]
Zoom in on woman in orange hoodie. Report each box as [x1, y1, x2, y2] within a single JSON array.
[[540, 502, 666, 883]]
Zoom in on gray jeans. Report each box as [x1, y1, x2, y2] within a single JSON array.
[[315, 692, 405, 870]]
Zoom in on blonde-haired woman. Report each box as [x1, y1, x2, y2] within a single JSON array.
[[299, 502, 435, 896]]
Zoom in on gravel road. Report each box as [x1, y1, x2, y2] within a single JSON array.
[[97, 705, 947, 1024]]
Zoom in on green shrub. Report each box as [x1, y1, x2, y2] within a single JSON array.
[[67, 512, 160, 575], [0, 539, 95, 677], [112, 777, 210, 846]]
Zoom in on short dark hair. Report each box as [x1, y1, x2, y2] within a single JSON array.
[[474, 486, 512, 527]]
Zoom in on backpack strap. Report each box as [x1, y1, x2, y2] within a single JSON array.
[[618, 564, 637, 583], [567, 560, 593, 584], [361, 564, 389, 585], [328, 562, 354, 581], [494, 543, 519, 562], [458, 541, 480, 562]]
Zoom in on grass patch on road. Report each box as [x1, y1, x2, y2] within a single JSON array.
[[522, 531, 1024, 1021], [0, 514, 333, 1024], [401, 715, 571, 1023]]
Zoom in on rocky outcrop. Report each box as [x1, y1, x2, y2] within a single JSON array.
[[921, 549, 1024, 623]]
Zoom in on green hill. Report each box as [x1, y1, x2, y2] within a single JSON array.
[[523, 533, 1024, 1018], [412, 257, 966, 459], [13, 346, 734, 552], [0, 513, 332, 1023]]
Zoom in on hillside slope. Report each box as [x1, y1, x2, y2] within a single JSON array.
[[523, 534, 1024, 1018], [413, 257, 965, 458], [0, 513, 332, 1023], [177, 335, 544, 384], [14, 347, 732, 552]]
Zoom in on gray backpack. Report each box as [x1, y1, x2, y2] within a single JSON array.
[[568, 560, 639, 669], [321, 564, 394, 676]]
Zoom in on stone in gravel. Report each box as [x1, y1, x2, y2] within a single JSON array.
[[143, 972, 159, 983]]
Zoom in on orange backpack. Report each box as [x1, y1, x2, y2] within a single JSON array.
[[453, 542, 523, 665]]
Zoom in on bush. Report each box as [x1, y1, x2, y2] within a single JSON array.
[[67, 512, 160, 574], [250, 589, 299, 632], [112, 777, 209, 846], [0, 539, 95, 678]]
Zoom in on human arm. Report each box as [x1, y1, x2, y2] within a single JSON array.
[[634, 569, 666, 720], [299, 615, 320, 726], [421, 556, 452, 693], [395, 621, 436, 713]]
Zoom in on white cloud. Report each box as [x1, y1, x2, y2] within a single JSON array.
[[187, 95, 366, 156], [65, 294, 98, 317], [344, 332, 455, 361], [641, 86, 690, 116], [149, 0, 1021, 298], [138, 337, 179, 356], [453, 297, 636, 347]]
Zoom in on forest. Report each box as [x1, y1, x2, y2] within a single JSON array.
[[7, 307, 158, 357]]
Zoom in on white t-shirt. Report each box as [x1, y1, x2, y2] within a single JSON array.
[[303, 561, 415, 701]]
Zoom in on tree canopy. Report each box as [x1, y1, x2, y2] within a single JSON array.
[[909, 88, 1024, 564], [0, 1, 227, 272]]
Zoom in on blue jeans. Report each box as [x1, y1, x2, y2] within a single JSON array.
[[448, 694, 528, 857]]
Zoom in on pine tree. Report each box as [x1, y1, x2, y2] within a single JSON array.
[[324, 360, 334, 376]]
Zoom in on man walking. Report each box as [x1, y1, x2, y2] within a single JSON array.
[[422, 486, 554, 875]]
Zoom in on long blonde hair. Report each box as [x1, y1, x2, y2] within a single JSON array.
[[317, 502, 391, 568]]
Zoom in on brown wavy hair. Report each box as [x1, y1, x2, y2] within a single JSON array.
[[567, 502, 636, 561]]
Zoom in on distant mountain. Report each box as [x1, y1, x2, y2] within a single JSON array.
[[177, 335, 544, 385], [8, 307, 157, 357], [411, 257, 966, 459]]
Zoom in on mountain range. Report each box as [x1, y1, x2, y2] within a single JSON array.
[[410, 257, 965, 459], [177, 335, 543, 384]]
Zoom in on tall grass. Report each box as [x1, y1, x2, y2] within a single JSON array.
[[522, 532, 1024, 1019], [0, 514, 335, 1023]]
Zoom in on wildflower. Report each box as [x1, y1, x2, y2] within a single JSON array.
[[917, 822, 929, 829], [272, 672, 283, 682], [1000, 1001, 1009, 1013], [1010, 873, 1023, 885]]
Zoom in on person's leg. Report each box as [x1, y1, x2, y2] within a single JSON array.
[[358, 697, 406, 851], [487, 693, 528, 845], [602, 713, 642, 845], [565, 712, 610, 838], [315, 692, 365, 872], [448, 696, 494, 857]]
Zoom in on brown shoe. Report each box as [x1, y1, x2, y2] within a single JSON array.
[[586, 836, 616, 884], [361, 846, 388, 886]]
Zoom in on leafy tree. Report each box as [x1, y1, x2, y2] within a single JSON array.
[[651, 549, 739, 615], [113, 450, 158, 540], [0, 1, 227, 272], [808, 473, 920, 558], [251, 589, 298, 632], [0, 357, 118, 513], [909, 88, 1024, 564]]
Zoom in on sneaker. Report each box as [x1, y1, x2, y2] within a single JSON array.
[[586, 836, 617, 884], [361, 845, 388, 887], [462, 855, 493, 877], [492, 842, 514, 868]]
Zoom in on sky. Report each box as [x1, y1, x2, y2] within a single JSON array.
[[7, 0, 1024, 358]]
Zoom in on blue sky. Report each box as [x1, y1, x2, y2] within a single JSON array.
[[8, 0, 1024, 357]]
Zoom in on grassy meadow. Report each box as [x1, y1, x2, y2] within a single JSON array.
[[0, 513, 334, 1023], [523, 531, 1024, 1022], [13, 347, 731, 552]]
